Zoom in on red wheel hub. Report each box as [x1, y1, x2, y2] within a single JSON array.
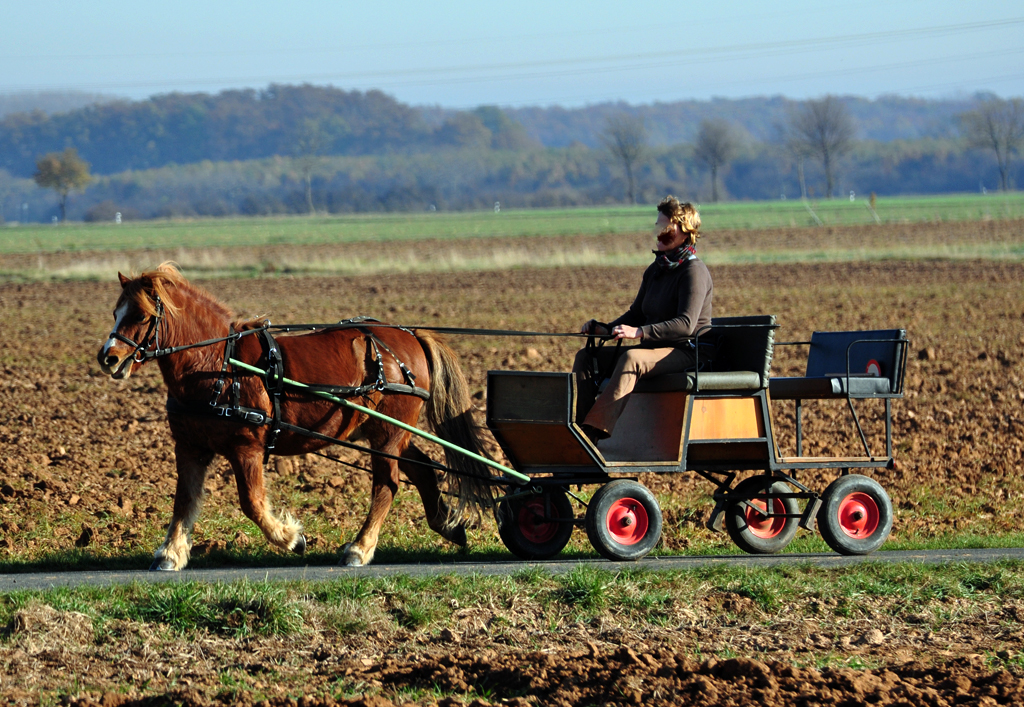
[[518, 499, 560, 544], [606, 498, 649, 546], [744, 496, 786, 539], [838, 492, 880, 538]]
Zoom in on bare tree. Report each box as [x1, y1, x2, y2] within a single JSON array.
[[33, 148, 92, 221], [959, 97, 1024, 192], [693, 118, 738, 202], [295, 119, 326, 214], [788, 96, 855, 198], [601, 114, 646, 204], [0, 169, 11, 223]]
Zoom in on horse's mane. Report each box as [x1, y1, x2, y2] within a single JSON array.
[[119, 261, 233, 322]]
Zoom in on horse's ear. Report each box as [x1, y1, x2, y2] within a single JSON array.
[[118, 272, 129, 288]]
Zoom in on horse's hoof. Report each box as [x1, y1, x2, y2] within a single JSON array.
[[150, 557, 177, 572], [339, 543, 365, 567], [291, 535, 307, 555]]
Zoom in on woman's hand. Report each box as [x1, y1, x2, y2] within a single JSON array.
[[611, 324, 640, 340], [580, 319, 609, 335]]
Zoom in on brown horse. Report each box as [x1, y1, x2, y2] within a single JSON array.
[[97, 263, 495, 570]]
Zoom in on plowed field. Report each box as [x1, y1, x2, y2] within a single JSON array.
[[1, 220, 1023, 705]]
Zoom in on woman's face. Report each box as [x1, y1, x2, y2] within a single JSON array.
[[655, 212, 686, 251]]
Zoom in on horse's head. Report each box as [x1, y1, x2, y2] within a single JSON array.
[[97, 263, 184, 379]]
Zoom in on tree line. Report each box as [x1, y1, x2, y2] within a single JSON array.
[[601, 95, 1022, 203], [0, 84, 534, 178], [0, 85, 1021, 222]]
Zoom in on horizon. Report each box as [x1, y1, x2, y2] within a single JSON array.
[[0, 86, 1005, 114], [3, 1, 1022, 109]]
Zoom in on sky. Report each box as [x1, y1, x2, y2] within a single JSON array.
[[2, 0, 1022, 108]]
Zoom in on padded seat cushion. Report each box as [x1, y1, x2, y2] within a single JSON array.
[[635, 370, 763, 393], [770, 375, 892, 400]]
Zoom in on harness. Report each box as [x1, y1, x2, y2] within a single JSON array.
[[202, 322, 429, 463], [114, 304, 432, 464]]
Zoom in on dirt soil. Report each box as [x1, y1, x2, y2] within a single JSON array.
[[1, 221, 1024, 704], [58, 653, 1024, 707]]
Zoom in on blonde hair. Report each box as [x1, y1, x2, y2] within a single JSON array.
[[658, 196, 701, 246]]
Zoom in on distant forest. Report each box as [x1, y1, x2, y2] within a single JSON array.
[[0, 84, 1017, 222]]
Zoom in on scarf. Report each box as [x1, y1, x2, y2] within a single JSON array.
[[653, 242, 696, 271]]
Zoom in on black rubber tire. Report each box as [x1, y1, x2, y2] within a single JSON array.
[[497, 488, 574, 560], [584, 480, 663, 561], [724, 476, 800, 554], [818, 474, 893, 555]]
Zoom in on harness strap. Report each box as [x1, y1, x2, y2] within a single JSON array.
[[210, 325, 237, 406], [167, 396, 271, 426], [363, 329, 418, 386], [164, 397, 456, 476], [302, 381, 429, 400], [257, 328, 285, 464]]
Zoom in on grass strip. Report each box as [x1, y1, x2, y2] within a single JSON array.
[[2, 561, 1023, 638], [3, 193, 1023, 256]]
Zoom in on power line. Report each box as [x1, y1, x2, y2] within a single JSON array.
[[1, 16, 1022, 96], [0, 0, 975, 63]]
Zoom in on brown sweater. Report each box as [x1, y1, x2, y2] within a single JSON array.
[[608, 256, 713, 347]]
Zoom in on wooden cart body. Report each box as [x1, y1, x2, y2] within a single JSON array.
[[486, 316, 909, 558]]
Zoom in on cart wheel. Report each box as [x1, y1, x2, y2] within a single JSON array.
[[497, 489, 574, 560], [818, 475, 893, 555], [585, 480, 662, 561], [725, 476, 800, 554]]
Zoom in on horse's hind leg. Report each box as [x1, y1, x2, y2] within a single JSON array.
[[228, 449, 306, 556], [400, 443, 467, 548], [152, 444, 214, 571]]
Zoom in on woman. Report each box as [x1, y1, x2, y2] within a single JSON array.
[[575, 196, 713, 441]]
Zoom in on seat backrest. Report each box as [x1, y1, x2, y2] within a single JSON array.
[[806, 329, 907, 393], [701, 314, 777, 387]]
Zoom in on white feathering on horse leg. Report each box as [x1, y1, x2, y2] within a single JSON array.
[[259, 509, 304, 553]]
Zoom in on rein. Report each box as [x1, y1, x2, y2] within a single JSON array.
[[113, 308, 592, 485], [271, 322, 595, 339], [117, 310, 599, 367]]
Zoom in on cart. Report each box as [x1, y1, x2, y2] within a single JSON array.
[[486, 315, 909, 561]]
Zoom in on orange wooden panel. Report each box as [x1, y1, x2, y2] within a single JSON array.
[[687, 397, 765, 441], [492, 421, 594, 466]]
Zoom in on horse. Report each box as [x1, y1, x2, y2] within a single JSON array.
[[96, 262, 496, 570]]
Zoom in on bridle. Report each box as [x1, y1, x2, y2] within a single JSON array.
[[109, 295, 166, 364]]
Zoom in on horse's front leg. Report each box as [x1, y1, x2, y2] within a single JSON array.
[[228, 448, 306, 556], [341, 453, 401, 567], [152, 444, 214, 571]]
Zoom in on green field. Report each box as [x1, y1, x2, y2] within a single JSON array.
[[2, 192, 1023, 256]]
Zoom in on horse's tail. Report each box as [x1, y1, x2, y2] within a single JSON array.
[[416, 330, 496, 527]]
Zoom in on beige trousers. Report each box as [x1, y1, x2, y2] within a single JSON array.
[[573, 345, 695, 436]]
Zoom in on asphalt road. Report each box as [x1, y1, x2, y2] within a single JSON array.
[[2, 547, 1024, 592]]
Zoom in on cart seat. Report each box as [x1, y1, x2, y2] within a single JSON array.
[[635, 370, 763, 392], [634, 315, 777, 394], [769, 329, 907, 400]]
